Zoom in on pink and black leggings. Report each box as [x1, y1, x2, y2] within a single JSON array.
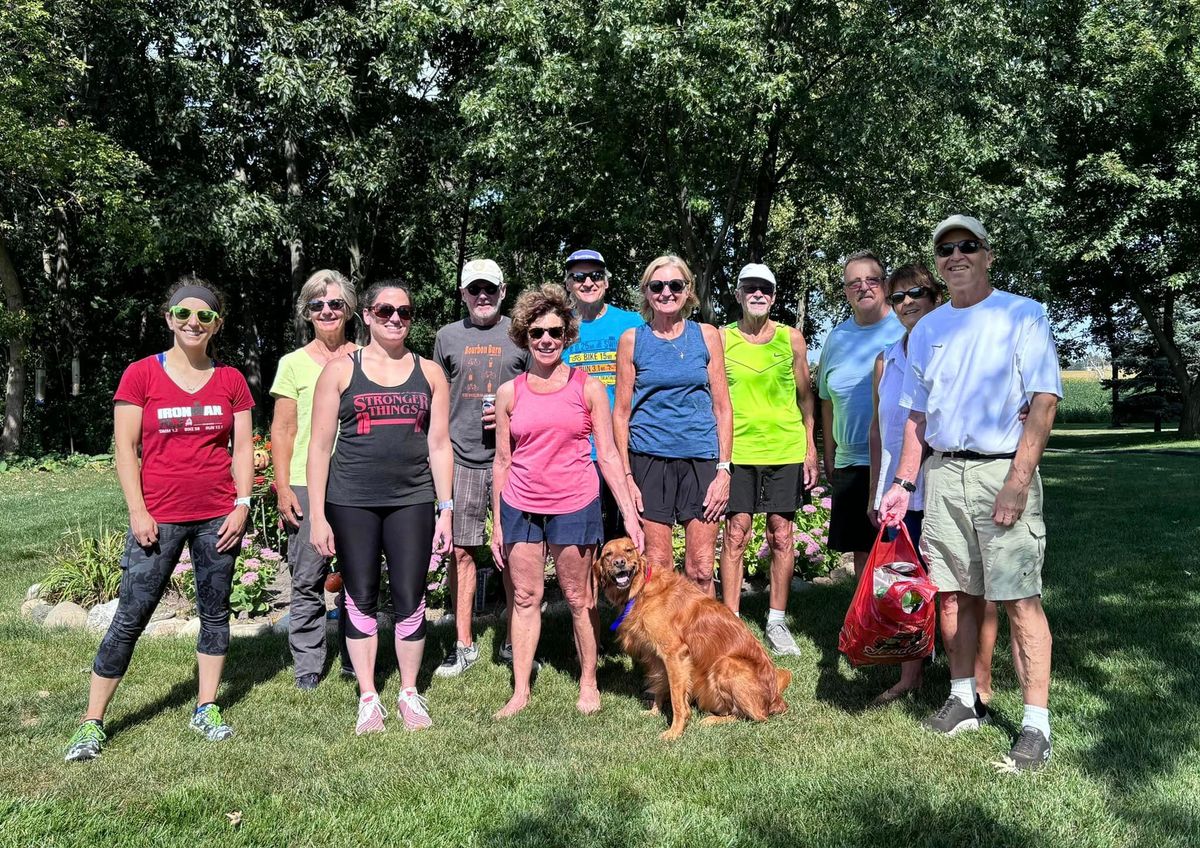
[[325, 502, 433, 642]]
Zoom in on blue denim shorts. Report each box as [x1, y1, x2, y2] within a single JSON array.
[[499, 496, 603, 547]]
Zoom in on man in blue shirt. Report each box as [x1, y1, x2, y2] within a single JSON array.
[[562, 249, 643, 540], [817, 249, 905, 574]]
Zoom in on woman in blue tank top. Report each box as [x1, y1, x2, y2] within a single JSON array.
[[613, 255, 732, 595], [306, 280, 455, 735]]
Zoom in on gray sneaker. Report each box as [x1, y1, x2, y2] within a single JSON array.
[[64, 720, 106, 762], [764, 622, 802, 656], [434, 640, 480, 677], [189, 703, 234, 741], [998, 726, 1052, 772], [921, 695, 982, 736]]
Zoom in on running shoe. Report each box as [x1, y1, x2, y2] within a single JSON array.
[[434, 640, 480, 677], [189, 703, 234, 741], [764, 622, 802, 656], [355, 694, 387, 735], [996, 726, 1052, 773], [921, 696, 981, 736], [296, 673, 320, 691], [396, 688, 433, 731], [64, 720, 106, 762], [499, 641, 541, 671]]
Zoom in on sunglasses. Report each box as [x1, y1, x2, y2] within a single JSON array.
[[306, 298, 346, 313], [465, 282, 500, 297], [567, 270, 606, 283], [369, 304, 414, 322], [739, 282, 776, 296], [647, 279, 686, 294], [169, 305, 220, 325], [844, 276, 883, 290], [528, 326, 565, 340], [888, 286, 936, 306], [934, 238, 987, 258]]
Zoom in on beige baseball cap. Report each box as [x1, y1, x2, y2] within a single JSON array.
[[460, 258, 503, 288], [932, 214, 990, 246]]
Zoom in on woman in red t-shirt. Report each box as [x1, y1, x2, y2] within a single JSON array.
[[65, 278, 254, 762]]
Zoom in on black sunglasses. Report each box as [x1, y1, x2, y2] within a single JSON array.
[[888, 286, 936, 306], [369, 304, 414, 321], [934, 238, 987, 258], [306, 298, 346, 313], [528, 326, 565, 340], [739, 282, 776, 296], [567, 270, 605, 283], [647, 279, 686, 294], [465, 281, 500, 296]]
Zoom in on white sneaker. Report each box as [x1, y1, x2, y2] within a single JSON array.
[[355, 694, 387, 735], [765, 622, 802, 656], [396, 688, 432, 731]]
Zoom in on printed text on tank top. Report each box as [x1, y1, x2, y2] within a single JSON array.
[[348, 351, 429, 436]]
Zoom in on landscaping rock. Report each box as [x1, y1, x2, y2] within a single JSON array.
[[26, 583, 42, 600], [812, 575, 835, 587], [790, 577, 813, 593], [149, 604, 175, 623], [828, 563, 856, 585], [271, 612, 290, 635], [21, 598, 53, 624], [87, 598, 120, 632], [146, 619, 183, 637], [177, 618, 201, 638], [230, 620, 270, 638], [44, 602, 88, 630]]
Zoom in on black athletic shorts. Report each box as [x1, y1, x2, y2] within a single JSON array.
[[630, 452, 716, 525], [828, 464, 875, 553], [727, 463, 808, 516]]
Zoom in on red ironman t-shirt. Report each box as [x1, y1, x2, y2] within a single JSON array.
[[114, 355, 255, 523]]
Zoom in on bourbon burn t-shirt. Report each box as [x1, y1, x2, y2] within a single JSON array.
[[114, 355, 254, 523]]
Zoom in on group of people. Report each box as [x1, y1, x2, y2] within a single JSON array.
[[65, 214, 1060, 774]]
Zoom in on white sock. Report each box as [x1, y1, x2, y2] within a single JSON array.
[[767, 608, 786, 625], [950, 677, 977, 709], [1022, 705, 1050, 739], [733, 611, 740, 618]]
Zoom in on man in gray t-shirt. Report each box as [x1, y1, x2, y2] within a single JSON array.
[[432, 258, 527, 677]]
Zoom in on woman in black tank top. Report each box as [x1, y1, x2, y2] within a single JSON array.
[[305, 280, 454, 733]]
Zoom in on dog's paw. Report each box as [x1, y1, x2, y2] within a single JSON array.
[[659, 727, 684, 741], [642, 703, 661, 716], [699, 715, 736, 727]]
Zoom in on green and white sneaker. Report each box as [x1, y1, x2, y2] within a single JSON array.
[[64, 720, 106, 761], [189, 703, 234, 741]]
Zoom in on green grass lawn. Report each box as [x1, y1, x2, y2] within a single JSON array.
[[2, 429, 1198, 847]]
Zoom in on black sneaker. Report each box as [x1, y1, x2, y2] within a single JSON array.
[[999, 726, 1052, 772], [296, 673, 320, 691], [340, 664, 356, 679], [921, 696, 981, 736], [498, 641, 514, 664], [974, 695, 992, 725]]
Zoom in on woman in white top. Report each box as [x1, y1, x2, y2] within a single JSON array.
[[868, 263, 1020, 708]]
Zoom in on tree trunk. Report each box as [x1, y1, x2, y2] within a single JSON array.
[[1128, 286, 1197, 436], [747, 108, 782, 263], [55, 206, 70, 291], [285, 137, 307, 342], [1, 238, 27, 453], [239, 296, 265, 427]]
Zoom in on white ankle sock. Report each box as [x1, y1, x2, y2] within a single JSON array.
[[1022, 704, 1050, 739], [950, 677, 976, 709], [767, 608, 786, 625]]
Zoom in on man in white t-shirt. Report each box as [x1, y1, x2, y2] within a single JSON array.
[[880, 215, 1062, 772]]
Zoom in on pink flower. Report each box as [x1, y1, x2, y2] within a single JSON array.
[[241, 537, 254, 549], [179, 548, 191, 562], [801, 504, 817, 514], [172, 562, 192, 575], [811, 486, 826, 496], [428, 554, 442, 573], [756, 541, 770, 559], [796, 532, 814, 545], [819, 498, 832, 510], [243, 557, 262, 570], [427, 579, 445, 592], [241, 571, 258, 585], [805, 542, 820, 556], [260, 549, 282, 561]]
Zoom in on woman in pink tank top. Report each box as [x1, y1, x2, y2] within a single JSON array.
[[492, 284, 644, 720]]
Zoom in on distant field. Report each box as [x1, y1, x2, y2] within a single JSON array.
[[1059, 374, 1110, 424]]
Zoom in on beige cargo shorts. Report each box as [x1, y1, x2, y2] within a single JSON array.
[[919, 454, 1046, 601]]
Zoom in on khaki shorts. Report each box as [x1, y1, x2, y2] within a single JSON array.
[[920, 454, 1047, 601]]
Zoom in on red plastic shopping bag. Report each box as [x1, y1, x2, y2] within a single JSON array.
[[837, 523, 937, 666]]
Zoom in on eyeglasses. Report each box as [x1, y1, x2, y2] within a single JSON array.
[[465, 282, 500, 297], [369, 304, 414, 322], [934, 238, 987, 258], [567, 270, 605, 283], [739, 282, 776, 296], [844, 276, 883, 290], [647, 279, 686, 294], [169, 306, 220, 325], [528, 326, 565, 340], [887, 286, 936, 306], [306, 298, 346, 313]]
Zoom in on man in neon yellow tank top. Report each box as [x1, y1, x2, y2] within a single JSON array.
[[718, 263, 819, 656]]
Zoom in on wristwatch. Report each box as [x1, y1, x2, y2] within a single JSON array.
[[891, 477, 917, 493], [437, 499, 454, 512], [716, 461, 732, 473], [234, 496, 252, 508]]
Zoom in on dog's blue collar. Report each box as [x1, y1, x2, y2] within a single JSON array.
[[609, 597, 636, 632]]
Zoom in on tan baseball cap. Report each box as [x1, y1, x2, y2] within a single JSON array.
[[460, 258, 503, 288], [932, 214, 990, 246]]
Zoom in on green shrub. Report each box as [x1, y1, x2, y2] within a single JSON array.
[[1059, 378, 1111, 423], [40, 527, 125, 607]]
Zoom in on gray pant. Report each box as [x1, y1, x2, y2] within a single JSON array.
[[287, 486, 348, 677]]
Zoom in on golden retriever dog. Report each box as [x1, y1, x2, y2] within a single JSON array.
[[595, 538, 792, 740]]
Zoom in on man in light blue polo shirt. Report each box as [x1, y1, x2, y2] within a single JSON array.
[[562, 248, 642, 540], [817, 249, 905, 574]]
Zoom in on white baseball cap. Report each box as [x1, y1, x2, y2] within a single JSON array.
[[932, 214, 990, 246], [737, 263, 777, 286], [460, 258, 503, 288]]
